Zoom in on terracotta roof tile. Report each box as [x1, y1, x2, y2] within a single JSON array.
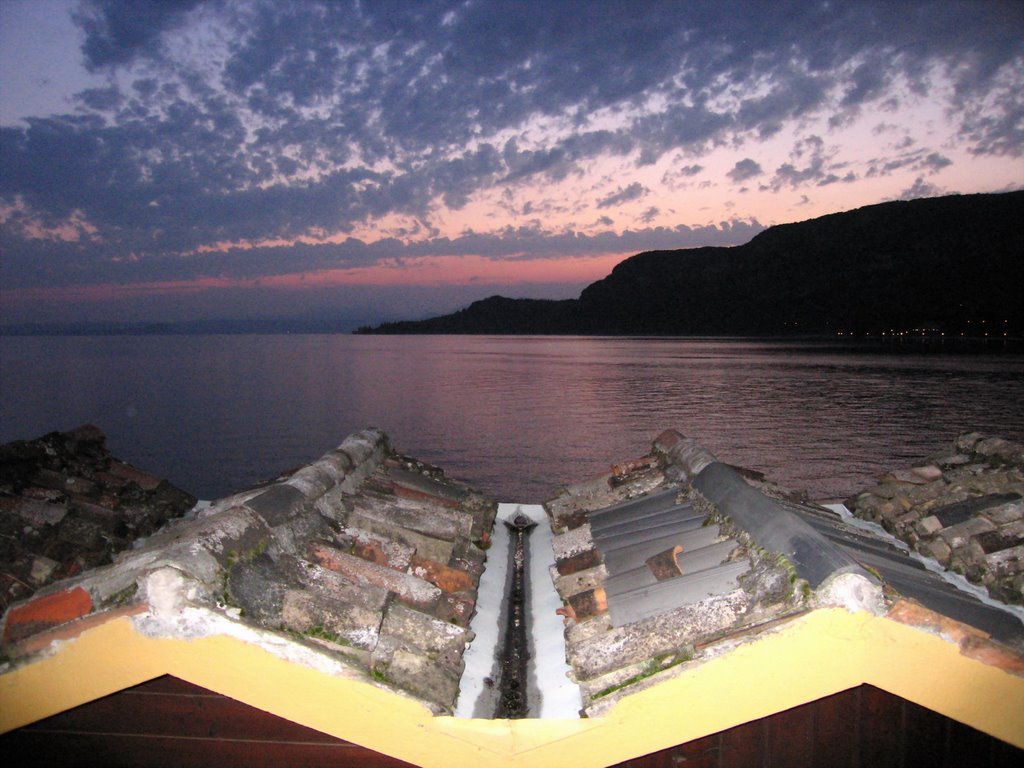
[[0, 426, 196, 610], [0, 428, 495, 715], [2, 585, 93, 645]]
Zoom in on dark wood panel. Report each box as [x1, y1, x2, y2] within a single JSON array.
[[902, 697, 947, 768], [810, 686, 859, 768], [616, 734, 720, 768], [669, 734, 721, 768], [765, 697, 815, 767], [719, 717, 765, 768], [946, 716, 1006, 768], [607, 685, 1023, 768], [859, 684, 904, 768], [2, 675, 415, 768], [5, 679, 1021, 768], [127, 676, 219, 695], [23, 685, 342, 742], [989, 735, 1024, 768], [1, 731, 417, 768]]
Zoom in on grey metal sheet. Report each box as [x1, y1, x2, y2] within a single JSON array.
[[591, 504, 697, 540], [841, 548, 935, 583], [602, 524, 721, 574], [607, 560, 750, 626], [778, 500, 929, 570], [604, 539, 739, 599], [797, 518, 926, 569], [597, 513, 707, 553], [693, 462, 868, 587], [587, 488, 679, 527], [604, 563, 662, 598], [931, 493, 1022, 527], [674, 524, 726, 554], [850, 550, 1024, 644], [782, 498, 1024, 645], [676, 539, 740, 576]]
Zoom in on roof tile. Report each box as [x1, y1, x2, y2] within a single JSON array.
[[306, 542, 442, 610], [408, 554, 475, 593], [2, 585, 93, 644]]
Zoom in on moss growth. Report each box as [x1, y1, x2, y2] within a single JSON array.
[[108, 583, 138, 606], [251, 537, 270, 558], [216, 569, 241, 611], [225, 536, 271, 567], [218, 537, 271, 610], [303, 624, 350, 646], [591, 649, 693, 700], [774, 551, 799, 583], [861, 563, 884, 583]]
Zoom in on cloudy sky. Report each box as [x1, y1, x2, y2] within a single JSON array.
[[1, 0, 1022, 328]]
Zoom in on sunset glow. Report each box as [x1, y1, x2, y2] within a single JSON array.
[[1, 1, 1022, 329]]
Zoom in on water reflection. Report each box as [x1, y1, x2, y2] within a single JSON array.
[[2, 335, 1022, 503]]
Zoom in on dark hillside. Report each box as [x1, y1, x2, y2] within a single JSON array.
[[358, 191, 1024, 336], [361, 296, 578, 334]]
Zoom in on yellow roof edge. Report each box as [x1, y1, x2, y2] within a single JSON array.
[[1, 608, 1022, 768]]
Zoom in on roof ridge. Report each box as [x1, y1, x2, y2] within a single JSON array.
[[656, 432, 879, 597]]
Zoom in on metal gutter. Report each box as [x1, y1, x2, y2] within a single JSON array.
[[456, 504, 581, 718]]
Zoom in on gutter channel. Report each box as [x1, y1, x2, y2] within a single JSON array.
[[494, 513, 537, 718], [455, 504, 581, 718]]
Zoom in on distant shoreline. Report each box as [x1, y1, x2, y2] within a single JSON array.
[[3, 326, 1022, 351]]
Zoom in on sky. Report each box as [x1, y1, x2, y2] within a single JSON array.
[[1, 0, 1022, 329]]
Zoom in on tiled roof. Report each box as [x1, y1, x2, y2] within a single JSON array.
[[784, 498, 1024, 645], [548, 430, 1024, 716], [0, 425, 197, 610], [847, 431, 1024, 607], [1, 429, 496, 714], [2, 427, 1023, 767]]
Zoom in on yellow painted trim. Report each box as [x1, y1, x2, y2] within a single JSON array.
[[2, 608, 1022, 768]]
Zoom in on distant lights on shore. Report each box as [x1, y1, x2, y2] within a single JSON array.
[[837, 323, 1014, 339], [836, 325, 1014, 339]]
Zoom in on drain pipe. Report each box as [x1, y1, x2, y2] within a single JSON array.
[[494, 512, 537, 719]]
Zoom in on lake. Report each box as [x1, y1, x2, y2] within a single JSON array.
[[1, 335, 1022, 503]]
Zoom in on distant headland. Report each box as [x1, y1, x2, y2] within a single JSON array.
[[356, 191, 1024, 338]]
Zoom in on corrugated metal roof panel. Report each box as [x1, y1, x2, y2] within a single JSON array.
[[607, 561, 751, 626], [595, 512, 706, 553], [602, 524, 722, 574], [587, 488, 680, 531], [590, 503, 696, 540], [604, 539, 739, 599]]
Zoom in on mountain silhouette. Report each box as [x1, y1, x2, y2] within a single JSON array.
[[357, 191, 1023, 337]]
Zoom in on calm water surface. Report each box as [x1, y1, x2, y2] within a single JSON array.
[[1, 335, 1022, 503]]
